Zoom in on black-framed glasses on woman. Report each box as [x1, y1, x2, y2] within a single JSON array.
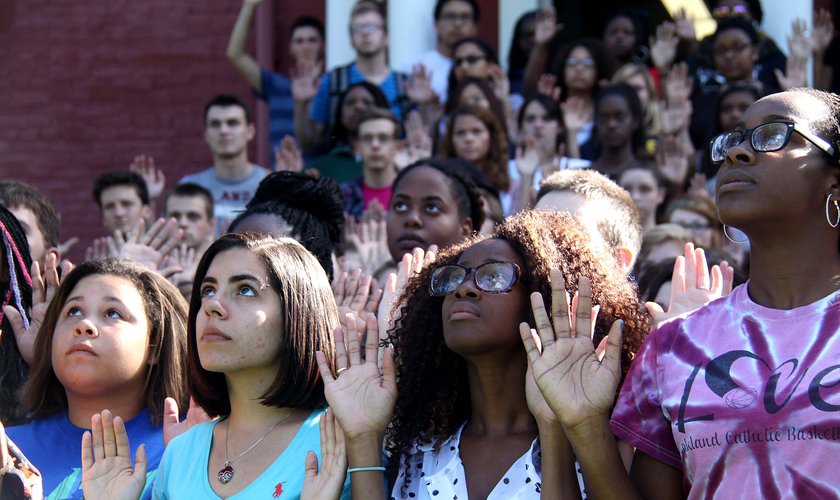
[[429, 262, 521, 296], [710, 120, 837, 164]]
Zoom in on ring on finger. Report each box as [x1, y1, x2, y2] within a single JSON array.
[[336, 367, 348, 377]]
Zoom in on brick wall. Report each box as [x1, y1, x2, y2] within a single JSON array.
[[0, 0, 500, 263], [0, 0, 298, 262]]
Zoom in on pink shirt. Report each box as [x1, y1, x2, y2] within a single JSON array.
[[611, 284, 840, 498], [362, 183, 392, 212]]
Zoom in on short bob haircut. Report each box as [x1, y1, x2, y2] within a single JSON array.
[[188, 232, 339, 417], [22, 258, 189, 426]]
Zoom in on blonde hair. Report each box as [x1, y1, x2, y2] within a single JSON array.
[[612, 63, 661, 136]]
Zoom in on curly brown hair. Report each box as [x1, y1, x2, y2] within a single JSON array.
[[384, 209, 651, 481], [440, 104, 510, 192]]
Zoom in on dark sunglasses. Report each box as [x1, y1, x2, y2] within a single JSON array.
[[710, 120, 836, 164], [429, 262, 521, 296]]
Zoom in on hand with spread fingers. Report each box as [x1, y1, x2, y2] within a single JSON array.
[[110, 218, 183, 271], [519, 270, 624, 431], [536, 73, 561, 102], [333, 268, 382, 316], [650, 21, 679, 71], [406, 64, 436, 105], [129, 155, 165, 202], [775, 56, 808, 90], [315, 313, 396, 442], [162, 397, 213, 448], [534, 6, 563, 47], [377, 245, 437, 342], [275, 136, 305, 173], [812, 9, 835, 54], [301, 409, 348, 500], [346, 218, 390, 277], [80, 410, 146, 500], [3, 253, 67, 366], [291, 59, 323, 103], [645, 243, 734, 324]]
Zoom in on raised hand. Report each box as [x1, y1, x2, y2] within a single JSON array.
[[406, 64, 436, 105], [534, 6, 563, 47], [160, 244, 199, 295], [377, 245, 437, 342], [515, 143, 540, 178], [787, 18, 812, 60], [560, 96, 591, 133], [394, 110, 433, 170], [536, 73, 561, 101], [660, 100, 692, 135], [111, 218, 183, 271], [291, 59, 323, 103], [487, 64, 511, 104], [274, 135, 305, 173], [650, 21, 679, 71], [361, 199, 386, 224], [316, 313, 397, 441], [664, 62, 691, 107], [301, 409, 347, 500], [344, 217, 390, 277], [129, 155, 165, 201], [333, 267, 382, 315], [86, 237, 113, 261], [56, 236, 79, 258], [656, 134, 690, 188], [3, 253, 62, 366], [519, 270, 623, 431], [645, 243, 734, 324], [81, 410, 146, 500], [812, 9, 835, 53], [774, 56, 808, 90], [673, 8, 696, 43], [162, 397, 213, 447]]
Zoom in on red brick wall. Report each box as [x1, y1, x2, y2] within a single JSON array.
[[0, 0, 499, 263], [0, 0, 295, 262]]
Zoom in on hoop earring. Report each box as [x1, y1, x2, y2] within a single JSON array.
[[723, 225, 748, 243], [826, 194, 840, 228]]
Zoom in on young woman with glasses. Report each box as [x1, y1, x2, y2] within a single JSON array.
[[318, 209, 650, 499], [523, 88, 840, 497], [550, 39, 613, 158]]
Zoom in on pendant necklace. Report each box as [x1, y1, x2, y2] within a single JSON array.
[[217, 410, 294, 484]]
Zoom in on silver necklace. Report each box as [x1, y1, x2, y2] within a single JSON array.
[[217, 410, 293, 484]]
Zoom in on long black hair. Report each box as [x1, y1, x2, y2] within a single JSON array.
[[0, 205, 33, 423]]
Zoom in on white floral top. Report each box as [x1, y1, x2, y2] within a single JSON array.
[[390, 423, 586, 499]]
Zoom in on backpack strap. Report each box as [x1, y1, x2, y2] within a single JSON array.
[[326, 64, 353, 134]]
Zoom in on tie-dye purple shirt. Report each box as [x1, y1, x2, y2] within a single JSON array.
[[611, 283, 840, 498]]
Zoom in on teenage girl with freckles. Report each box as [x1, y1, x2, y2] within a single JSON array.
[[524, 88, 840, 498], [79, 234, 350, 500]]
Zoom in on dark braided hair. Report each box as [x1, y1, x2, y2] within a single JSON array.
[[229, 172, 344, 281], [384, 210, 651, 486], [0, 205, 33, 423]]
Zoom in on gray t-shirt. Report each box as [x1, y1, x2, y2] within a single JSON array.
[[179, 165, 268, 233]]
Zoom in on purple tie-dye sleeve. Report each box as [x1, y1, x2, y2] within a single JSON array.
[[610, 320, 683, 469]]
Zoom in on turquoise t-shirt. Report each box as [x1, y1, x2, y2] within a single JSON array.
[[153, 408, 350, 499]]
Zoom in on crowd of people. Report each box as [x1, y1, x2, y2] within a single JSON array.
[[1, 0, 839, 498]]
